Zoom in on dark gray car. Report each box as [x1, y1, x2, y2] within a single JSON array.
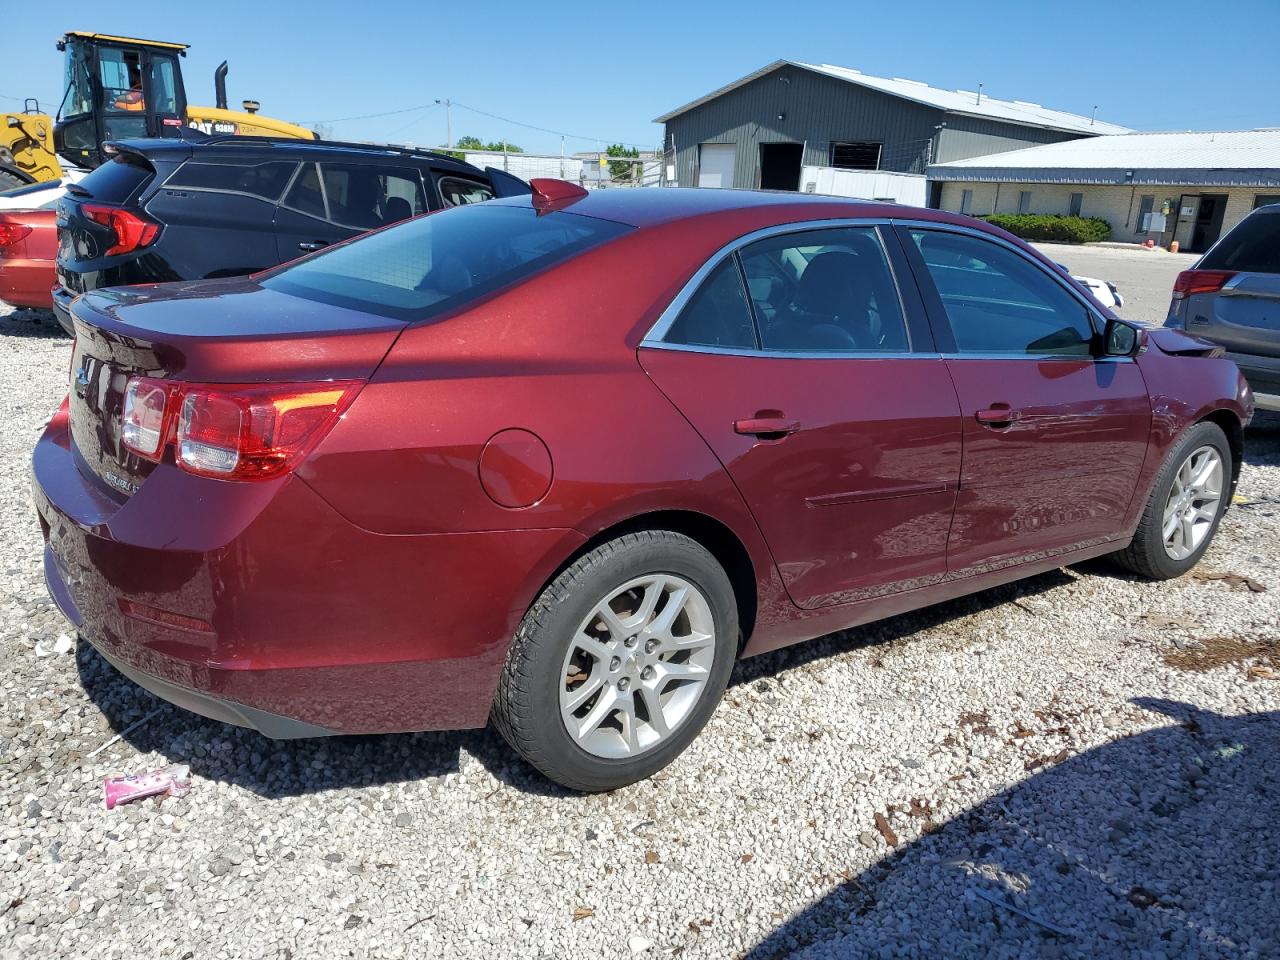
[[1165, 203, 1280, 411]]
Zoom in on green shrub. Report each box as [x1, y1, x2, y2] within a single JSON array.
[[978, 214, 1112, 244]]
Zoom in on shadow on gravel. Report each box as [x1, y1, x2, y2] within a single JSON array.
[[0, 309, 69, 341], [731, 569, 1075, 688], [747, 699, 1280, 959], [74, 641, 569, 798]]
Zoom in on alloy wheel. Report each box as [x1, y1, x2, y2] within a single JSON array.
[[1162, 444, 1224, 561], [559, 574, 717, 759]]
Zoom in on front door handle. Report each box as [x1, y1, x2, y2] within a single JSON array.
[[975, 406, 1021, 426], [298, 241, 328, 252], [734, 415, 801, 438]]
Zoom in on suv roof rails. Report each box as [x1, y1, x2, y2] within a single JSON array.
[[192, 133, 464, 165]]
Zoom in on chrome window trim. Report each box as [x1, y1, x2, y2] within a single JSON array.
[[937, 352, 1135, 364], [890, 217, 1115, 335], [641, 217, 898, 351], [640, 340, 930, 361]]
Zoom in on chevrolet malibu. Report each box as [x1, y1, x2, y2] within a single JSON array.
[[33, 183, 1252, 791]]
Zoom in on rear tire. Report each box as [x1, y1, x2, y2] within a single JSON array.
[[1111, 421, 1232, 579], [491, 530, 738, 792]]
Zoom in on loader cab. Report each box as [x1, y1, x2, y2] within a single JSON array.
[[53, 33, 188, 170]]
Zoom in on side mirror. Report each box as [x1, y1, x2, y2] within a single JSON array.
[[1102, 318, 1141, 357]]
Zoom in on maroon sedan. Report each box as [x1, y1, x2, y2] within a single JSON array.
[[33, 184, 1251, 791], [0, 208, 57, 310]]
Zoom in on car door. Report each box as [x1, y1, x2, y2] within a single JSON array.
[[273, 160, 428, 262], [639, 223, 962, 609], [898, 224, 1151, 576]]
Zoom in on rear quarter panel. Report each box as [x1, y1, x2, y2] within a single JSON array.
[[1129, 347, 1250, 528]]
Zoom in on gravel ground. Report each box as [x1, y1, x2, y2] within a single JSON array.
[[1032, 242, 1198, 326], [3, 301, 1279, 959]]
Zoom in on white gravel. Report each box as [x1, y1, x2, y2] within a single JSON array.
[[3, 301, 1279, 959]]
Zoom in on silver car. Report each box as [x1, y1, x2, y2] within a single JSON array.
[[1165, 203, 1280, 411]]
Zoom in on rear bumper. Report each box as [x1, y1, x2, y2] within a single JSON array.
[[0, 260, 56, 310], [1226, 350, 1280, 411], [33, 409, 582, 737]]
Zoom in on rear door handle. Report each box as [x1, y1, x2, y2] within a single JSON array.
[[734, 416, 801, 438], [975, 407, 1021, 426], [298, 241, 328, 252]]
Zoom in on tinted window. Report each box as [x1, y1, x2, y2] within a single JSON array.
[[439, 177, 495, 207], [261, 204, 631, 322], [910, 229, 1094, 356], [741, 227, 908, 352], [282, 162, 326, 218], [167, 160, 297, 200], [663, 259, 755, 350], [1200, 211, 1280, 274], [320, 163, 426, 229], [74, 156, 155, 202]]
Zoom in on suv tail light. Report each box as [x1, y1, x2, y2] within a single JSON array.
[[120, 377, 361, 480], [0, 222, 32, 250], [1172, 269, 1236, 300], [82, 203, 159, 256]]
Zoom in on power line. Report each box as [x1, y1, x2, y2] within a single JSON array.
[[449, 100, 651, 149], [299, 102, 441, 124]]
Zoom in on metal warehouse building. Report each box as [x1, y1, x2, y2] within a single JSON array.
[[655, 60, 1128, 203], [927, 130, 1280, 253]]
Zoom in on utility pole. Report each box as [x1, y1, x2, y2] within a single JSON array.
[[435, 98, 453, 148]]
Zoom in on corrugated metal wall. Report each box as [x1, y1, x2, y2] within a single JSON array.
[[663, 64, 1086, 189]]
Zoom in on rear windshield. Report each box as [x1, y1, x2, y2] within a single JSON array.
[[72, 155, 155, 203], [1200, 210, 1280, 274], [260, 203, 632, 321]]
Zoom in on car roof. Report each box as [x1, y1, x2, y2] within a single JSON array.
[[108, 136, 482, 174], [491, 186, 963, 230]]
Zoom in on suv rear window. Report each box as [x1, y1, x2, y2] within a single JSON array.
[[260, 203, 632, 321], [72, 155, 155, 202], [1200, 211, 1280, 274]]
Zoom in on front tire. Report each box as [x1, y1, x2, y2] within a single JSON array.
[[1112, 421, 1232, 579], [491, 530, 738, 792]]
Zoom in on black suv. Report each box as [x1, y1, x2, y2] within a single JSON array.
[[51, 135, 529, 333]]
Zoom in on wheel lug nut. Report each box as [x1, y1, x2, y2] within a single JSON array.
[[641, 666, 655, 681], [624, 636, 637, 648], [644, 639, 658, 654], [618, 677, 631, 691], [609, 657, 621, 672]]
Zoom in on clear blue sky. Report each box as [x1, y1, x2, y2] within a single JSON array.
[[3, 0, 1276, 155]]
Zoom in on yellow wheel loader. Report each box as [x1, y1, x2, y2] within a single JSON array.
[[0, 32, 314, 189]]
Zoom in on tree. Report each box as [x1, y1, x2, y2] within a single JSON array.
[[606, 143, 640, 182], [455, 135, 523, 153]]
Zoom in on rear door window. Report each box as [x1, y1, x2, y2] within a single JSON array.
[[282, 162, 327, 219], [740, 227, 908, 352], [166, 160, 297, 201], [318, 163, 427, 229], [1200, 212, 1280, 274], [260, 203, 631, 321]]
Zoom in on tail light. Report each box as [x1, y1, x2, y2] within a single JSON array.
[[82, 204, 159, 256], [121, 377, 361, 480], [1172, 269, 1236, 300], [0, 222, 32, 250]]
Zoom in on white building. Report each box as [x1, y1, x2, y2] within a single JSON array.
[[927, 130, 1280, 253]]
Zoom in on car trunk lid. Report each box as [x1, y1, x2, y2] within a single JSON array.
[[1192, 273, 1280, 359], [68, 277, 404, 498]]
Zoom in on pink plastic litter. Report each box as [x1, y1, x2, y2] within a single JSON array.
[[102, 764, 192, 810]]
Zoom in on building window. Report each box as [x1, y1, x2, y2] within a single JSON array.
[[1135, 195, 1155, 234], [959, 188, 973, 215], [1069, 192, 1083, 217], [1017, 190, 1032, 214], [829, 141, 881, 170], [1255, 194, 1280, 209]]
